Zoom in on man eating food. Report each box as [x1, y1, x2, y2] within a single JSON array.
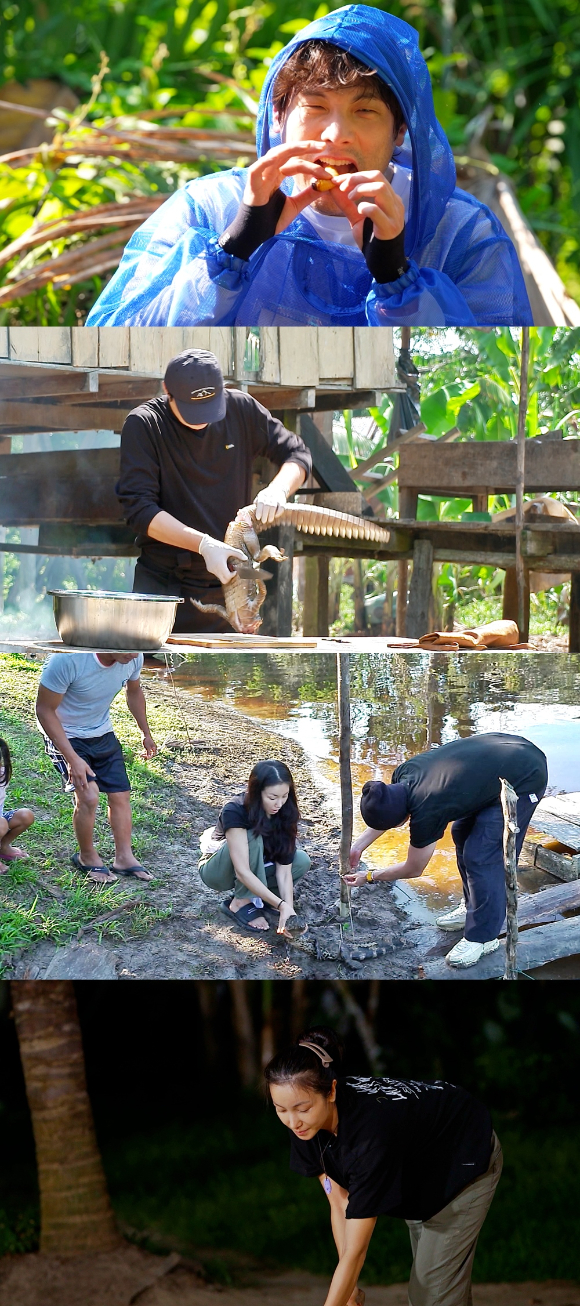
[[86, 5, 532, 328]]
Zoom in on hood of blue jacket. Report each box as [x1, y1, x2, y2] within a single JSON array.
[[256, 4, 456, 257]]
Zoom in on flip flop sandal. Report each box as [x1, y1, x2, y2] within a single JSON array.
[[0, 847, 28, 861], [219, 897, 270, 935], [71, 852, 117, 883], [113, 864, 154, 881], [281, 912, 308, 939]]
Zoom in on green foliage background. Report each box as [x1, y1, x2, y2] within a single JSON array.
[[0, 0, 579, 319]]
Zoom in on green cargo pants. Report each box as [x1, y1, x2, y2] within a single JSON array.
[[198, 829, 310, 900]]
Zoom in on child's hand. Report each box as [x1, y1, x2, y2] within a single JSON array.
[[142, 733, 157, 759]]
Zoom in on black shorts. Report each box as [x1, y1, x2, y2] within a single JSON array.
[[44, 730, 130, 794]]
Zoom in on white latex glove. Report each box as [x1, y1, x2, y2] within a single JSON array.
[[198, 535, 246, 586], [253, 485, 288, 526]]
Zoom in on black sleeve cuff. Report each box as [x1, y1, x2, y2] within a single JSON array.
[[218, 190, 287, 261], [362, 217, 408, 284]]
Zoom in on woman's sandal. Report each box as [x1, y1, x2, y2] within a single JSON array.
[[219, 897, 270, 935], [70, 852, 117, 884]]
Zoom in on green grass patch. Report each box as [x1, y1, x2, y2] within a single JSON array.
[[454, 592, 566, 636], [0, 654, 182, 966]]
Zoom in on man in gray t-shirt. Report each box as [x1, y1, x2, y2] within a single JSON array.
[[36, 652, 158, 884]]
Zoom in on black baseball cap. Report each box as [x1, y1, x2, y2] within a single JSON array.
[[164, 349, 227, 425]]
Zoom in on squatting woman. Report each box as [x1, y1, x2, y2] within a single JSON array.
[[265, 1026, 502, 1306], [198, 760, 310, 937]]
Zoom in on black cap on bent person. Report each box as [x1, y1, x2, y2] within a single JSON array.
[[360, 780, 409, 830], [164, 349, 227, 425]]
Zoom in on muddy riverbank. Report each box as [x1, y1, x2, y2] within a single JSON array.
[[4, 673, 428, 980]]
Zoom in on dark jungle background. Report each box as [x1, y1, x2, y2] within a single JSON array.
[[0, 0, 579, 320], [1, 980, 579, 1284]]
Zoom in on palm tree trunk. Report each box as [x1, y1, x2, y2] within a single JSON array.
[[10, 981, 119, 1254]]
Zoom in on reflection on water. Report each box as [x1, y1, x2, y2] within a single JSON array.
[[156, 652, 580, 924]]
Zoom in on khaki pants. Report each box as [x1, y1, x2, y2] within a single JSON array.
[[406, 1133, 503, 1306]]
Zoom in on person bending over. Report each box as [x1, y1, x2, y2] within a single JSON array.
[[86, 6, 532, 329], [345, 732, 547, 969], [116, 348, 311, 633], [266, 1026, 502, 1306], [198, 760, 310, 936], [36, 651, 158, 883]]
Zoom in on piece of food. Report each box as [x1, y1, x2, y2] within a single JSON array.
[[313, 163, 340, 192]]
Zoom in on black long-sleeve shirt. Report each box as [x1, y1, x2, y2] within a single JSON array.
[[116, 390, 312, 578]]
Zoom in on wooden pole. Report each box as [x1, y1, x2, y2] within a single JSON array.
[[337, 652, 353, 919], [500, 778, 519, 980], [515, 327, 530, 640], [396, 559, 408, 635]]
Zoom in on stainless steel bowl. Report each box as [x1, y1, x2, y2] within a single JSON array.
[[48, 590, 183, 651]]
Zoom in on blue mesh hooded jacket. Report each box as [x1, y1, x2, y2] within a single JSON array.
[[86, 5, 532, 327]]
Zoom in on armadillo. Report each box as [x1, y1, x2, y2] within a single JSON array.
[[192, 502, 391, 633]]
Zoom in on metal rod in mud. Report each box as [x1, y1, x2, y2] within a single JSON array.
[[500, 777, 519, 980], [515, 327, 529, 640], [337, 652, 353, 919]]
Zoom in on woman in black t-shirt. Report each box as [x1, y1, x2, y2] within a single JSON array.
[[198, 759, 310, 937], [265, 1027, 502, 1306]]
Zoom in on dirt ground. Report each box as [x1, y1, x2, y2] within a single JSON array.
[[5, 677, 442, 981], [1, 1249, 578, 1306]]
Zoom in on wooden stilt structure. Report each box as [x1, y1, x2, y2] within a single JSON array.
[[501, 777, 519, 980], [337, 653, 353, 920]]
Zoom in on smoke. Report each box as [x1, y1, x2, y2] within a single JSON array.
[[0, 597, 58, 642]]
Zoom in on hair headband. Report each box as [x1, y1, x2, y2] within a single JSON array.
[[298, 1040, 333, 1067]]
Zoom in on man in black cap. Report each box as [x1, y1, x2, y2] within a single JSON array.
[[116, 348, 312, 632], [344, 733, 548, 969]]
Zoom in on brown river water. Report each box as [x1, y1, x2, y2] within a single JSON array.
[[152, 650, 580, 929]]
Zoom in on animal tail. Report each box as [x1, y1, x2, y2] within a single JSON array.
[[242, 503, 390, 544]]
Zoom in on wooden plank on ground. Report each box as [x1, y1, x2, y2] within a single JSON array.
[[540, 792, 580, 826], [422, 916, 580, 979], [528, 813, 580, 851], [514, 880, 580, 923]]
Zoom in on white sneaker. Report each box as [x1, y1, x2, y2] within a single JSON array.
[[436, 902, 467, 931], [445, 937, 500, 968]]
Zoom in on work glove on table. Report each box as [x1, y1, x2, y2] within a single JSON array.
[[198, 535, 246, 586], [253, 486, 288, 526]]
